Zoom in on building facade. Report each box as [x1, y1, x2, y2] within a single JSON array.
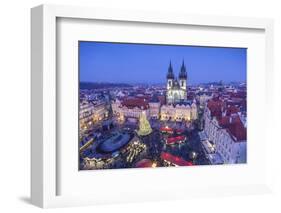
[[149, 102, 161, 119], [160, 102, 197, 121], [79, 101, 95, 130], [79, 101, 108, 132], [166, 61, 187, 104], [111, 99, 150, 121], [202, 99, 247, 164]]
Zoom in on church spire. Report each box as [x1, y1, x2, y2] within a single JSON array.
[[167, 60, 175, 79], [179, 59, 187, 79]]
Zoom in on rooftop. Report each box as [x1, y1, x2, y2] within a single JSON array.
[[121, 98, 149, 110], [218, 115, 246, 142], [161, 152, 193, 166], [207, 98, 247, 142], [166, 135, 186, 144]]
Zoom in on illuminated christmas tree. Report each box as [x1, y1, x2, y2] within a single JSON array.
[[137, 111, 152, 136]]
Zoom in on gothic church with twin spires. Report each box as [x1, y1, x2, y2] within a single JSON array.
[[166, 60, 188, 104]]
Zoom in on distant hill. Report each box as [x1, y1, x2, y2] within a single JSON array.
[[80, 82, 133, 89]]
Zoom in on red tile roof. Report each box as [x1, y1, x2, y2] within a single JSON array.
[[207, 99, 224, 118], [135, 159, 154, 168], [122, 98, 149, 110], [224, 105, 239, 115], [166, 136, 186, 144], [160, 127, 173, 132], [227, 117, 247, 142], [218, 116, 230, 127], [161, 152, 193, 166], [218, 115, 246, 142]]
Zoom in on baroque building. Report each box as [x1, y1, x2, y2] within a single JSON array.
[[160, 102, 197, 121], [166, 61, 187, 104], [111, 98, 150, 121]]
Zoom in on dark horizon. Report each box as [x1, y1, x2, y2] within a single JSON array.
[[79, 41, 247, 85]]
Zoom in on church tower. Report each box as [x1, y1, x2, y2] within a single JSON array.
[[166, 61, 174, 90], [179, 60, 187, 90], [166, 60, 188, 104]]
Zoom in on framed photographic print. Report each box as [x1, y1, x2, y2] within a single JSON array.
[[78, 41, 247, 171], [31, 4, 274, 208]]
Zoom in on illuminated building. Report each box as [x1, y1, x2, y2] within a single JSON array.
[[160, 102, 197, 121], [149, 96, 161, 119], [111, 98, 150, 121], [166, 60, 187, 104], [160, 60, 197, 121], [79, 101, 95, 130], [80, 101, 108, 128], [92, 102, 108, 122]]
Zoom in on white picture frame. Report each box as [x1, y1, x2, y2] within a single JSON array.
[[31, 4, 274, 208]]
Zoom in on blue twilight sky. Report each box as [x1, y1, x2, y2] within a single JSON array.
[[79, 41, 247, 85]]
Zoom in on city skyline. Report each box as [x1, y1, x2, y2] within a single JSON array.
[[79, 41, 247, 85]]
